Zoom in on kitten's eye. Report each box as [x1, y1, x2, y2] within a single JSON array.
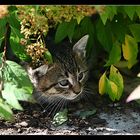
[[78, 72, 84, 81], [58, 80, 69, 87]]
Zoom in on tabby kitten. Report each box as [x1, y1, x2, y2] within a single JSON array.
[[27, 35, 92, 114]]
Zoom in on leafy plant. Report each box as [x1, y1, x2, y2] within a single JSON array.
[[52, 109, 68, 126], [1, 5, 140, 122], [99, 65, 124, 101]]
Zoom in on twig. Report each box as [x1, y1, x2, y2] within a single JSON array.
[[0, 22, 9, 96]]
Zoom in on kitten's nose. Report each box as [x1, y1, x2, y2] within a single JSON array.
[[72, 83, 81, 94]]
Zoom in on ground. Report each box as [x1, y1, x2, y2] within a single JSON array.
[[0, 76, 140, 135]]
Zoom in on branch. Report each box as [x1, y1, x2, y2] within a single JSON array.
[[0, 22, 10, 96]]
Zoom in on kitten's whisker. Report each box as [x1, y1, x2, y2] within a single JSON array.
[[34, 94, 49, 108], [43, 96, 60, 111], [83, 89, 94, 96], [44, 97, 60, 111], [83, 91, 94, 102], [48, 97, 63, 117], [59, 98, 67, 111], [51, 97, 64, 117]]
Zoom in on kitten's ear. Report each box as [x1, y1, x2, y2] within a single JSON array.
[[73, 35, 89, 58], [27, 65, 48, 78]]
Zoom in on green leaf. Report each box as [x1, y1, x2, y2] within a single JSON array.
[[105, 41, 121, 66], [106, 79, 118, 102], [99, 65, 124, 101], [80, 17, 95, 56], [52, 109, 68, 126], [10, 37, 28, 61], [67, 19, 77, 42], [0, 98, 14, 121], [8, 6, 17, 12], [98, 7, 108, 25], [13, 88, 35, 103], [0, 18, 6, 39], [76, 15, 84, 24], [44, 50, 53, 64], [0, 53, 2, 63], [124, 6, 136, 20], [2, 83, 23, 110], [111, 14, 128, 42], [78, 109, 96, 119], [10, 26, 24, 39], [55, 22, 69, 44], [96, 19, 113, 52], [9, 25, 28, 61], [122, 34, 138, 69], [135, 6, 140, 18], [72, 26, 82, 41], [0, 38, 4, 49], [109, 65, 124, 100], [107, 6, 117, 21], [129, 24, 140, 42], [7, 11, 20, 29], [5, 60, 33, 94], [97, 6, 117, 25]]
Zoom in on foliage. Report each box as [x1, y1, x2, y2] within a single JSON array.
[[75, 109, 97, 119], [0, 5, 140, 121], [99, 65, 124, 101], [52, 109, 68, 126]]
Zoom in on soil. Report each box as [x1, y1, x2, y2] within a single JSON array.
[[0, 76, 140, 135]]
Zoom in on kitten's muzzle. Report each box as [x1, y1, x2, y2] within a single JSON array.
[[72, 82, 81, 94]]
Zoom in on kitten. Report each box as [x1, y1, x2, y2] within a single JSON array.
[[27, 35, 94, 114]]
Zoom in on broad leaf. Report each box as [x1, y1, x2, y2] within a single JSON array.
[[80, 17, 95, 57], [10, 25, 24, 39], [78, 109, 96, 119], [0, 53, 2, 63], [0, 98, 14, 121], [12, 88, 35, 103], [109, 65, 124, 100], [67, 19, 77, 42], [52, 109, 68, 126], [0, 18, 6, 39], [122, 34, 138, 69], [96, 19, 113, 52], [7, 11, 20, 29], [124, 6, 136, 20], [55, 22, 69, 44], [97, 6, 117, 25], [44, 50, 53, 64], [106, 79, 118, 102], [129, 24, 140, 42], [0, 38, 4, 49], [76, 15, 84, 24], [111, 14, 128, 42], [10, 37, 28, 61], [105, 41, 121, 66], [135, 6, 140, 18], [5, 60, 33, 94], [99, 72, 107, 95], [2, 83, 23, 110]]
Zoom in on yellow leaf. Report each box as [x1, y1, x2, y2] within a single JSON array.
[[99, 72, 107, 95], [109, 65, 124, 100], [122, 35, 132, 60], [122, 34, 138, 69]]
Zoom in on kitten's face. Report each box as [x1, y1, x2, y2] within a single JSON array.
[[27, 35, 89, 109]]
